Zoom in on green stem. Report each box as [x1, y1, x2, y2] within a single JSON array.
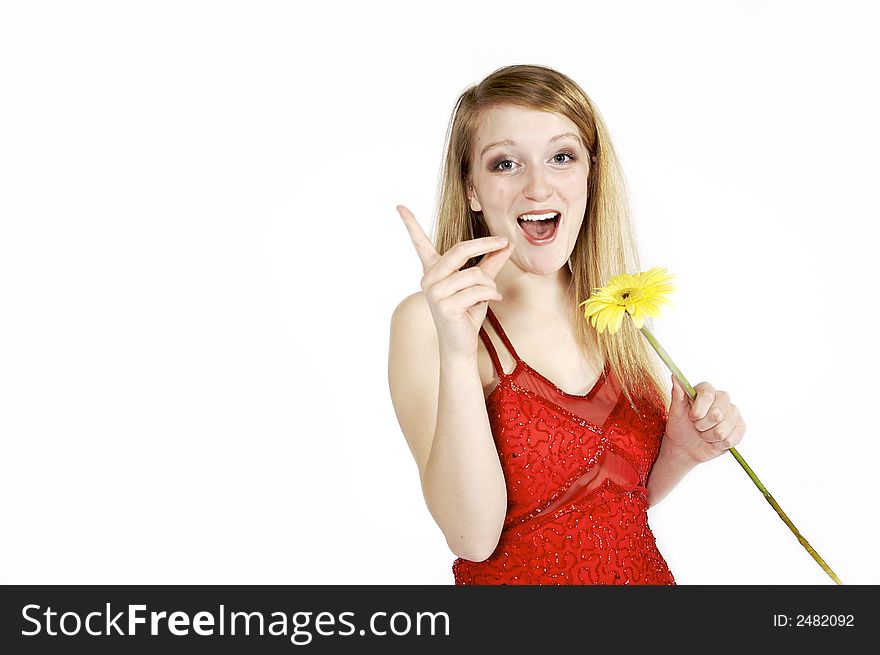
[[639, 324, 843, 585]]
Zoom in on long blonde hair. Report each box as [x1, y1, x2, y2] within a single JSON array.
[[433, 64, 671, 415]]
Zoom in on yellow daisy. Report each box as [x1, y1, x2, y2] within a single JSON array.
[[578, 266, 676, 334]]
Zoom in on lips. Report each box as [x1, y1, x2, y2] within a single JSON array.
[[516, 211, 561, 245]]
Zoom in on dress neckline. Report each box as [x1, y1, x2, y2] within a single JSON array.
[[518, 359, 609, 400], [483, 306, 609, 400]]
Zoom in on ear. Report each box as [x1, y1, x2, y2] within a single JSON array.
[[466, 182, 482, 213]]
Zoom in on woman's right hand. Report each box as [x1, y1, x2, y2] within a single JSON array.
[[397, 204, 513, 359]]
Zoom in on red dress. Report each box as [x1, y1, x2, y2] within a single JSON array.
[[452, 307, 676, 585]]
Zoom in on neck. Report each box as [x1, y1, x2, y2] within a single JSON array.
[[493, 261, 573, 316]]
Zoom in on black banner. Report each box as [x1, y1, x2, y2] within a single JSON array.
[[1, 585, 874, 653]]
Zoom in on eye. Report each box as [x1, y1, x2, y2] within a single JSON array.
[[553, 152, 577, 164], [491, 158, 515, 172]]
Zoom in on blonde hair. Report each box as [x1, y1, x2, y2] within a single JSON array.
[[433, 64, 671, 415]]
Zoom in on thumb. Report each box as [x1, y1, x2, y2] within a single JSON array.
[[670, 374, 686, 408], [478, 241, 514, 278]]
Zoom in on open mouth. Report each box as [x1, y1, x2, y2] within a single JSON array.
[[517, 212, 561, 244]]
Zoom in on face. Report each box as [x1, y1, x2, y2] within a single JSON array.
[[467, 104, 591, 276]]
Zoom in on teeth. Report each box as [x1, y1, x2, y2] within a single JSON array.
[[518, 211, 559, 221]]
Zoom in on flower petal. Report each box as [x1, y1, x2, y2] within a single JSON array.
[[609, 307, 626, 334], [579, 266, 676, 334], [595, 307, 610, 333]]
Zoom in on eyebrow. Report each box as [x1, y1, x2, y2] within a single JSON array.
[[480, 132, 582, 159]]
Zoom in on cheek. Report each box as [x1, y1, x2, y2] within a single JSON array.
[[567, 217, 586, 239], [488, 183, 516, 204], [564, 169, 590, 192], [478, 210, 505, 234], [563, 205, 587, 238]]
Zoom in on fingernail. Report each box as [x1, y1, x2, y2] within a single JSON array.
[[495, 237, 508, 244]]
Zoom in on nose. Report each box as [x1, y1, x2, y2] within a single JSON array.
[[523, 164, 552, 200]]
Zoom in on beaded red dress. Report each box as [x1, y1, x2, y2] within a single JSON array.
[[452, 307, 676, 585]]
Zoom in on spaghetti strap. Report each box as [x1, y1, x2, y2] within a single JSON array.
[[478, 327, 503, 377], [485, 306, 521, 362]]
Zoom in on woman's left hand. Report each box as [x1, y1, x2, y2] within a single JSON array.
[[663, 374, 746, 464]]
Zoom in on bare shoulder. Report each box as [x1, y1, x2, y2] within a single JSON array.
[[389, 291, 440, 360], [391, 291, 433, 334], [389, 291, 440, 381], [390, 291, 496, 398]]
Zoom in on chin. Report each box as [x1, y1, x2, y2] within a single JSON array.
[[518, 257, 568, 277]]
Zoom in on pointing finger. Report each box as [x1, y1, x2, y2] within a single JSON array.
[[397, 205, 439, 269]]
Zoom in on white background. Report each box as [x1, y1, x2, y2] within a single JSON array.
[[1, 0, 877, 584]]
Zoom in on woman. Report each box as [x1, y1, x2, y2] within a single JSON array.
[[388, 64, 746, 584]]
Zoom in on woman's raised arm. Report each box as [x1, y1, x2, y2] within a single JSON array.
[[388, 205, 513, 561]]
